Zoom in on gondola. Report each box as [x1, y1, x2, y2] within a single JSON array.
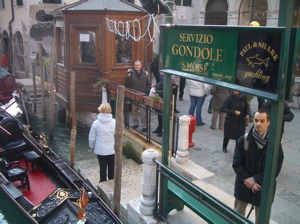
[[0, 108, 121, 224], [0, 65, 32, 125]]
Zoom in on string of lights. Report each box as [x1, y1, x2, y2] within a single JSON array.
[[32, 21, 55, 29], [105, 1, 175, 42]]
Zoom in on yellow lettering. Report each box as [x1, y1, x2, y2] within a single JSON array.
[[172, 44, 223, 62], [216, 49, 223, 62], [172, 44, 179, 55], [181, 61, 209, 74]]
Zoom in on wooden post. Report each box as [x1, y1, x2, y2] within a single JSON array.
[[113, 85, 125, 217], [38, 43, 46, 121], [70, 71, 77, 170], [31, 62, 37, 114], [49, 41, 56, 139]]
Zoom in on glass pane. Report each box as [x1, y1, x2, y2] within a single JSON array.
[[183, 0, 191, 6], [116, 36, 132, 63], [59, 28, 64, 62], [175, 0, 181, 6], [78, 31, 95, 63], [0, 0, 4, 9]]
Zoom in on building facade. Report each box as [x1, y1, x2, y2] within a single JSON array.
[[0, 0, 79, 77], [150, 0, 300, 53]]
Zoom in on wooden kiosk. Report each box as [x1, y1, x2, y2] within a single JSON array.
[[52, 0, 152, 114]]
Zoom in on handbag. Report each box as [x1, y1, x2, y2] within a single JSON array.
[[204, 84, 211, 96]]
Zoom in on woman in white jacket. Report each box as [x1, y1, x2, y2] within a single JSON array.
[[188, 80, 211, 126], [89, 103, 116, 183]]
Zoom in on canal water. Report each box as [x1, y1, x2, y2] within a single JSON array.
[[27, 98, 96, 165], [0, 99, 100, 223]]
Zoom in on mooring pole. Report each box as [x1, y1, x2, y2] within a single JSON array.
[[49, 41, 56, 139], [69, 71, 77, 170], [113, 85, 125, 217], [31, 62, 37, 114], [38, 43, 46, 121]]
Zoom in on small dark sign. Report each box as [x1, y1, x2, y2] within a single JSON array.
[[236, 32, 281, 94]]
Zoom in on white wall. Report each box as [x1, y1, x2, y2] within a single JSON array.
[[0, 0, 80, 76]]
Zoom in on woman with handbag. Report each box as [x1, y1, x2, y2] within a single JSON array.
[[188, 80, 211, 126]]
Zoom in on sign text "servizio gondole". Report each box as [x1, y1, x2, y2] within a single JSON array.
[[171, 33, 223, 74]]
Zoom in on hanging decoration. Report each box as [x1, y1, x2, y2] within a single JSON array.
[[32, 21, 55, 29], [105, 1, 175, 43]]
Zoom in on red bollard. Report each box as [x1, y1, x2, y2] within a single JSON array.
[[188, 115, 196, 147]]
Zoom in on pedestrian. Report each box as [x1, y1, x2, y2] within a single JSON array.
[[179, 77, 186, 101], [232, 109, 284, 223], [125, 60, 151, 132], [244, 94, 254, 126], [220, 90, 250, 153], [151, 55, 160, 83], [261, 99, 294, 141], [257, 97, 265, 109], [151, 72, 172, 137], [171, 75, 180, 113], [207, 97, 213, 114], [188, 79, 211, 126], [88, 103, 116, 183], [209, 84, 230, 130]]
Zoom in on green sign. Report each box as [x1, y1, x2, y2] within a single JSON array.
[[162, 27, 238, 82], [161, 25, 285, 99]]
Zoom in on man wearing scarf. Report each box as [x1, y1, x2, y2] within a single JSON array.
[[232, 109, 284, 223]]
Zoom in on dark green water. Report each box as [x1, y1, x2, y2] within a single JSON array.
[[27, 100, 95, 164]]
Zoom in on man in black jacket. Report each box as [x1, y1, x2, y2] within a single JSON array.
[[125, 60, 151, 132], [232, 109, 284, 223], [261, 100, 294, 141]]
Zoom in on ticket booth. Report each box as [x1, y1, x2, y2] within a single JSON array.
[[52, 0, 152, 113]]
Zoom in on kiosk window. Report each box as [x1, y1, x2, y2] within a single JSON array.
[[78, 31, 95, 63], [116, 36, 132, 63]]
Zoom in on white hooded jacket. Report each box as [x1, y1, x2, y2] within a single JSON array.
[[88, 113, 116, 156], [188, 80, 211, 97]]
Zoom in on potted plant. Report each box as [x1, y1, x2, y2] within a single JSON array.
[[143, 94, 163, 110], [125, 88, 146, 101], [93, 78, 109, 93]]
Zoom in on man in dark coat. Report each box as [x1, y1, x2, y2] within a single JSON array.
[[220, 91, 250, 152], [261, 100, 294, 141], [232, 109, 284, 223], [125, 60, 151, 132]]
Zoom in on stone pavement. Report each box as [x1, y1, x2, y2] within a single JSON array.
[[174, 91, 300, 224], [75, 84, 300, 224]]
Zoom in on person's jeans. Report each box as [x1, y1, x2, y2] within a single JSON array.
[[189, 95, 206, 125]]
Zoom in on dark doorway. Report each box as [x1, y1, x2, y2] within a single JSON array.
[[205, 0, 228, 25], [239, 0, 267, 26]]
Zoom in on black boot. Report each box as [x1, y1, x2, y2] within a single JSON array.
[[152, 127, 161, 133], [208, 106, 212, 114]]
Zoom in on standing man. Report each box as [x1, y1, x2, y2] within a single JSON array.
[[179, 77, 186, 101], [125, 60, 151, 132], [171, 75, 180, 113], [232, 109, 284, 223]]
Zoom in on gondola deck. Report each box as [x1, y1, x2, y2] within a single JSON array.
[[0, 108, 122, 223]]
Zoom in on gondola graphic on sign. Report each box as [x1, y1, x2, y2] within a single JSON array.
[[246, 54, 270, 68]]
